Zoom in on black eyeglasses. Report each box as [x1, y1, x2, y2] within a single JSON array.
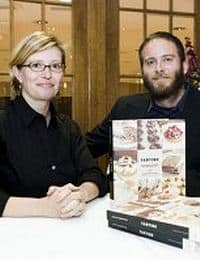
[[19, 62, 65, 73]]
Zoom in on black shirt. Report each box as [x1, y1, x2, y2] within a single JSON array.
[[147, 85, 189, 118], [0, 95, 107, 215]]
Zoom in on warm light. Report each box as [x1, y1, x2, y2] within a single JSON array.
[[33, 20, 48, 25], [173, 26, 186, 31], [63, 82, 67, 89], [59, 0, 72, 3]]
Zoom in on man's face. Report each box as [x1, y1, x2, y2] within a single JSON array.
[[141, 38, 188, 100]]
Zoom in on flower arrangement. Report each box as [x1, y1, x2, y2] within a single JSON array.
[[184, 37, 200, 88]]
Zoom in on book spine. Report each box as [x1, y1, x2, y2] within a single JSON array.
[[107, 210, 189, 239], [108, 219, 183, 248], [109, 121, 114, 200]]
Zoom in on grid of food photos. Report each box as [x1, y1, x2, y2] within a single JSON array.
[[108, 119, 200, 248]]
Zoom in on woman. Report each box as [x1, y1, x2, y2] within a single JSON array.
[[0, 31, 107, 218]]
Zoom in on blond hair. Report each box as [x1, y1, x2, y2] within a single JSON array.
[[10, 31, 66, 94]]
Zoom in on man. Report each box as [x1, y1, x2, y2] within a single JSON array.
[[86, 31, 200, 196]]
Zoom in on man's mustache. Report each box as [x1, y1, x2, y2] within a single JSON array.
[[152, 75, 171, 80]]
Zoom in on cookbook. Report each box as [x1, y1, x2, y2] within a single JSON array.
[[107, 119, 200, 248]]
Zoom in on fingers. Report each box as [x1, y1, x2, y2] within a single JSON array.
[[56, 185, 80, 203], [55, 188, 72, 203], [60, 199, 86, 219], [47, 186, 58, 196], [47, 183, 79, 200], [46, 184, 87, 219], [59, 189, 87, 207]]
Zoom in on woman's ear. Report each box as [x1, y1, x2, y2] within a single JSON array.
[[12, 66, 23, 83]]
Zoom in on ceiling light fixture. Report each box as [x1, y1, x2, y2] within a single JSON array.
[[59, 0, 72, 3], [33, 20, 48, 25], [173, 26, 186, 31]]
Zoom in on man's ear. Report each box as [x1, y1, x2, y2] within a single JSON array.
[[183, 59, 189, 75], [11, 66, 23, 83]]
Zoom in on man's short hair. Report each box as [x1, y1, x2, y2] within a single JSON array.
[[139, 31, 186, 66]]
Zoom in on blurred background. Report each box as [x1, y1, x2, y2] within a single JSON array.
[[0, 0, 198, 131]]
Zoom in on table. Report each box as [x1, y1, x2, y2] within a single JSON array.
[[0, 196, 199, 260]]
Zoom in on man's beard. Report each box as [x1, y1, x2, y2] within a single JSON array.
[[143, 68, 185, 101]]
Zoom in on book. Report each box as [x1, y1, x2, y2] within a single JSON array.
[[108, 218, 183, 248], [108, 119, 200, 248], [107, 209, 188, 239]]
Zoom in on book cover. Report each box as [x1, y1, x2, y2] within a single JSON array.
[[108, 119, 200, 248]]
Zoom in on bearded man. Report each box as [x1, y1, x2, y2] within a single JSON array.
[[86, 31, 200, 196]]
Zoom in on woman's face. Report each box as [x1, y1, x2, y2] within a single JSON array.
[[13, 46, 63, 103]]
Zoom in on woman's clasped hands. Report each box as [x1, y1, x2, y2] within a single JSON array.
[[46, 183, 88, 219]]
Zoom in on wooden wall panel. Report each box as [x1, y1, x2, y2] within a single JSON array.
[[72, 0, 89, 131], [72, 0, 119, 132], [105, 0, 119, 112], [87, 0, 107, 129]]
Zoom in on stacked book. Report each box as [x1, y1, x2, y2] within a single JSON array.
[[107, 119, 200, 248]]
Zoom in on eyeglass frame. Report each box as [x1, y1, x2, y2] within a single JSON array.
[[18, 62, 65, 73]]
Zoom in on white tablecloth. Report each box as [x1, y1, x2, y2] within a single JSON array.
[[0, 196, 199, 260]]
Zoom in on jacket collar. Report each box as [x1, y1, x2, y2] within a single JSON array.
[[13, 95, 57, 128]]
